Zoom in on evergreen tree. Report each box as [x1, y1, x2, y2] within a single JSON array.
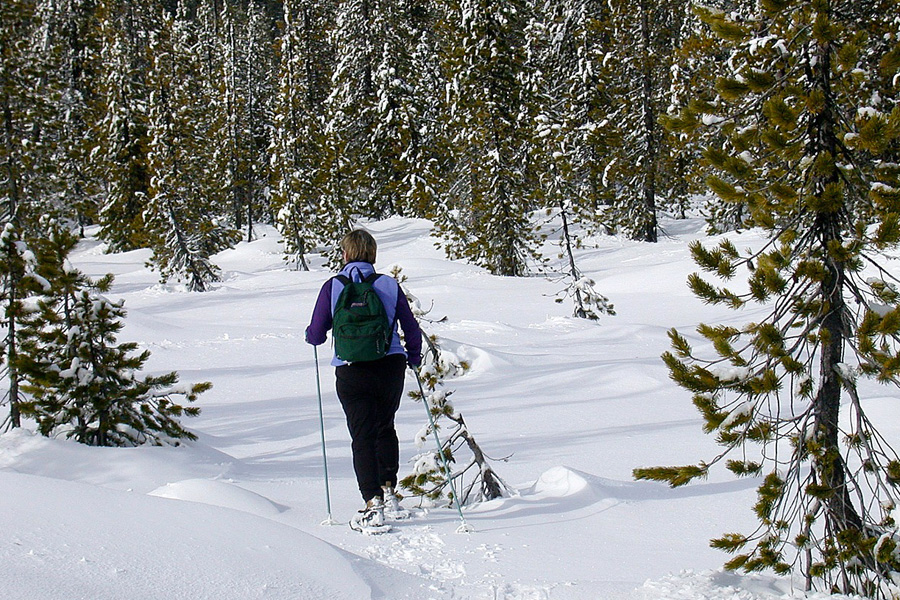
[[323, 0, 437, 219], [528, 0, 619, 230], [270, 0, 341, 269], [599, 0, 688, 242], [664, 0, 757, 232], [39, 0, 104, 229], [404, 332, 515, 506], [635, 1, 900, 596], [144, 4, 238, 291], [1, 0, 61, 429], [366, 0, 441, 218], [527, 0, 617, 319], [322, 0, 378, 217], [662, 2, 726, 225], [551, 202, 615, 320], [242, 2, 276, 236], [2, 0, 65, 230], [434, 0, 540, 277], [404, 0, 450, 219], [0, 222, 39, 430], [18, 223, 208, 446], [91, 0, 157, 251], [212, 0, 273, 242]]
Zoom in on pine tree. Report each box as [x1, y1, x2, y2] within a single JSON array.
[[91, 0, 157, 251], [0, 223, 40, 430], [527, 0, 617, 319], [365, 0, 441, 218], [661, 2, 727, 226], [144, 4, 238, 291], [404, 332, 515, 506], [18, 223, 208, 446], [599, 0, 689, 242], [270, 0, 342, 269], [323, 0, 437, 219], [528, 0, 619, 229], [1, 0, 62, 429], [242, 2, 275, 237], [635, 1, 900, 595], [552, 202, 615, 320], [434, 0, 540, 277], [212, 0, 272, 243], [39, 0, 104, 229], [323, 0, 379, 217], [663, 0, 757, 232], [404, 0, 450, 219]]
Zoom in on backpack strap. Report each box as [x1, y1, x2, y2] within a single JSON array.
[[369, 273, 400, 338], [361, 272, 400, 337], [333, 273, 378, 287]]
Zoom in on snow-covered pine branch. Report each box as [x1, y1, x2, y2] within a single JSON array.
[[390, 265, 514, 507]]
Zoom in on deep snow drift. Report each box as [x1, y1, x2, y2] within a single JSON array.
[[1, 216, 888, 599]]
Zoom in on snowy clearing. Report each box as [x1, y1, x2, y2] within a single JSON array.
[[1, 216, 887, 600]]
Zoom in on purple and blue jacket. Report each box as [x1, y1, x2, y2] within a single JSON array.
[[305, 262, 423, 367]]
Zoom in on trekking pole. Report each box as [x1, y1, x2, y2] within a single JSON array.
[[313, 345, 337, 526], [413, 368, 474, 534]]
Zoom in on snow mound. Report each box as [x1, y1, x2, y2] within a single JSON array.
[[148, 478, 286, 517], [529, 466, 664, 502], [0, 428, 238, 494], [0, 427, 47, 467], [0, 470, 435, 600], [529, 466, 592, 497]]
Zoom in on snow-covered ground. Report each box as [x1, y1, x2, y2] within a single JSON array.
[[1, 216, 886, 599]]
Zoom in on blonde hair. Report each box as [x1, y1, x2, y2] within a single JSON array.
[[340, 229, 377, 264]]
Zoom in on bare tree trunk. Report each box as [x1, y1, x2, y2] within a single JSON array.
[[2, 94, 22, 429], [639, 0, 658, 243], [559, 198, 586, 318], [807, 23, 866, 591]]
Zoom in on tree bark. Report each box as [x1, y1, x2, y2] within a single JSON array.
[[806, 14, 865, 581], [2, 94, 22, 429], [639, 0, 658, 243]]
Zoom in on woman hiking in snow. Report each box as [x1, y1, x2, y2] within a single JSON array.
[[305, 229, 422, 532]]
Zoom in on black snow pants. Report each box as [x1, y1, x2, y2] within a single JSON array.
[[335, 353, 407, 503]]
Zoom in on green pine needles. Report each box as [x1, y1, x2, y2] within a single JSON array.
[[13, 224, 209, 447], [635, 0, 900, 597]]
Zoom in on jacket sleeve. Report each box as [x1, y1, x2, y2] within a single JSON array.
[[395, 292, 423, 366], [305, 280, 333, 346]]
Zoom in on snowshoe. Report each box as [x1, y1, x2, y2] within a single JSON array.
[[349, 497, 392, 534], [382, 484, 411, 521]]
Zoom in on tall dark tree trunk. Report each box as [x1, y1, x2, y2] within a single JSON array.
[[807, 23, 865, 589], [639, 0, 658, 243], [2, 94, 22, 429]]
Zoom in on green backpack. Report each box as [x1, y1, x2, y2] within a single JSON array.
[[332, 273, 392, 363]]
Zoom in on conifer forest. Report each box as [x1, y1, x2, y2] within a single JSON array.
[[4, 0, 900, 597]]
